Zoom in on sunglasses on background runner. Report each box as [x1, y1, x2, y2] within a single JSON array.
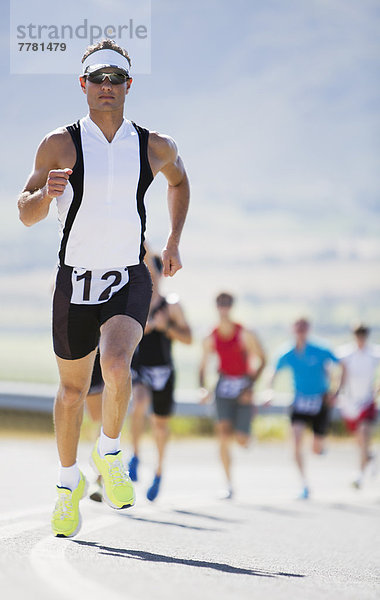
[[85, 71, 130, 85]]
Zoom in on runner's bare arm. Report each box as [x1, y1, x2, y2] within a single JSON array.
[[143, 244, 163, 298], [18, 130, 74, 227], [199, 335, 214, 389], [166, 302, 192, 344], [262, 367, 279, 405], [242, 329, 267, 382], [328, 361, 346, 404], [148, 133, 190, 277], [337, 361, 346, 393]]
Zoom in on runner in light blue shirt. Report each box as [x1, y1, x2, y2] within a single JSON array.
[[276, 343, 340, 396], [270, 318, 345, 499]]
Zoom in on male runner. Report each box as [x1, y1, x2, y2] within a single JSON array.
[[18, 39, 190, 537], [128, 253, 192, 501], [337, 324, 380, 488], [199, 292, 266, 499], [269, 318, 344, 499]]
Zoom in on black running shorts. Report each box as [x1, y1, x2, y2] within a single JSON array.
[[132, 365, 175, 417], [151, 371, 175, 417], [53, 262, 152, 360], [290, 395, 330, 436]]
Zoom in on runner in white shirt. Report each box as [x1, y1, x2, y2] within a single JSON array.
[[337, 324, 380, 488], [18, 39, 190, 537]]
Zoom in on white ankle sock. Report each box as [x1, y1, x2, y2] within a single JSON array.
[[98, 427, 121, 458], [59, 462, 80, 491]]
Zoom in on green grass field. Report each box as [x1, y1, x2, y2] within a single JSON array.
[[1, 409, 379, 442]]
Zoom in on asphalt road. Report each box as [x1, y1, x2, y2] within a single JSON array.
[[0, 436, 379, 600]]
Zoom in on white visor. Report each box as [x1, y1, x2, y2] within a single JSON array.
[[82, 49, 131, 76]]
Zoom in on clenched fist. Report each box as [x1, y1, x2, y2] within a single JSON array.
[[44, 168, 72, 199], [161, 244, 182, 277]]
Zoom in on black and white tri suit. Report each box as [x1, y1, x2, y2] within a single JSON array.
[[131, 297, 175, 416], [52, 115, 153, 360]]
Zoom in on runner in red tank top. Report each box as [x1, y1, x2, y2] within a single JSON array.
[[212, 323, 249, 376], [199, 292, 266, 499]]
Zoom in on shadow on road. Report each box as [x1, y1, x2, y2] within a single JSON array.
[[120, 514, 220, 532], [173, 509, 244, 524], [237, 502, 310, 518], [327, 502, 380, 516], [72, 540, 305, 578]]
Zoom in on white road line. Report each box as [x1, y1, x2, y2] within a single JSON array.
[[0, 520, 46, 540], [29, 514, 133, 600]]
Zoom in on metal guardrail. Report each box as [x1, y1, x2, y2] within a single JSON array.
[[0, 382, 58, 413], [0, 381, 293, 417]]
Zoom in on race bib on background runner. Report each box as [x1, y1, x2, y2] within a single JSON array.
[[216, 375, 251, 399], [140, 366, 172, 391], [71, 267, 129, 305], [293, 393, 323, 415]]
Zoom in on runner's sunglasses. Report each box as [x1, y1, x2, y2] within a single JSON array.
[[85, 70, 130, 85]]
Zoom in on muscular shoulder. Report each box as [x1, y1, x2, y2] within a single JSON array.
[[38, 126, 76, 169], [240, 327, 255, 343], [148, 131, 179, 174], [42, 126, 72, 150], [148, 131, 178, 160]]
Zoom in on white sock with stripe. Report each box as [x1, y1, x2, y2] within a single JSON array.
[[98, 427, 121, 458]]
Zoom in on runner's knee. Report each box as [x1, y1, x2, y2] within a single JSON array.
[[101, 353, 131, 386], [217, 421, 233, 438], [133, 384, 150, 405], [131, 397, 149, 418], [57, 383, 88, 409], [153, 417, 169, 434], [236, 433, 249, 447]]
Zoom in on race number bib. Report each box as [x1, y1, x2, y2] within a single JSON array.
[[216, 376, 251, 399], [71, 267, 129, 305], [140, 366, 173, 391], [293, 393, 323, 416]]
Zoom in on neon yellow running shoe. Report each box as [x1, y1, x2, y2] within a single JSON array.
[[90, 440, 135, 510], [51, 471, 88, 538]]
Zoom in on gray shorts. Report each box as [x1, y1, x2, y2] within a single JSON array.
[[214, 375, 254, 434]]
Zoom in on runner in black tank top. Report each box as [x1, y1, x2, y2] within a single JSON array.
[[128, 252, 192, 501], [134, 297, 173, 367]]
